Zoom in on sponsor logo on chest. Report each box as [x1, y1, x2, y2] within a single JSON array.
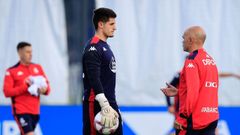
[[205, 81, 218, 88], [202, 58, 216, 66], [201, 107, 218, 113], [109, 57, 116, 73], [17, 71, 23, 76]]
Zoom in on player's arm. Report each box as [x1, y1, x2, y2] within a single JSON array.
[[219, 72, 234, 77], [165, 96, 171, 107], [183, 60, 200, 117], [165, 96, 175, 113], [84, 47, 104, 94], [170, 72, 180, 87], [165, 73, 179, 105], [3, 70, 28, 97], [233, 74, 240, 79], [176, 60, 200, 129], [84, 47, 118, 127], [166, 72, 180, 113], [219, 72, 240, 79]]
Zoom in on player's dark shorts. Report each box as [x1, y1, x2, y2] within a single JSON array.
[[183, 120, 218, 135], [14, 114, 40, 135], [83, 100, 123, 135]]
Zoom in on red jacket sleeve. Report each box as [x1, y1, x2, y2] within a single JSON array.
[[38, 65, 51, 95], [184, 60, 200, 117], [176, 114, 188, 128], [3, 70, 28, 97]]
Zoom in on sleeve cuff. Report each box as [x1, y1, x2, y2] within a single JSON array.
[[176, 115, 188, 128]]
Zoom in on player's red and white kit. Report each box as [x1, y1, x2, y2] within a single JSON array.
[[3, 62, 50, 115], [176, 48, 219, 130]]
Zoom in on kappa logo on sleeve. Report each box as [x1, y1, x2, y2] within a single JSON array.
[[33, 67, 39, 74], [5, 71, 10, 76], [88, 47, 97, 51], [187, 63, 195, 68], [103, 47, 107, 51]]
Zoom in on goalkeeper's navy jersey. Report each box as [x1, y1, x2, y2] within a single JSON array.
[[82, 36, 116, 103]]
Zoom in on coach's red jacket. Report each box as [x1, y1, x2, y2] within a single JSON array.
[[3, 62, 50, 115], [176, 48, 219, 130]]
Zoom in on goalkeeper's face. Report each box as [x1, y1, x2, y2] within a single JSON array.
[[102, 18, 116, 38], [18, 46, 32, 65]]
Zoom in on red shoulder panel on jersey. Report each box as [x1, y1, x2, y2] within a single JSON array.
[[90, 36, 100, 44]]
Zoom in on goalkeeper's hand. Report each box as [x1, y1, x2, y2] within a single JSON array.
[[95, 93, 119, 128]]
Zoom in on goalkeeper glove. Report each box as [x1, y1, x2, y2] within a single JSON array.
[[95, 93, 119, 128]]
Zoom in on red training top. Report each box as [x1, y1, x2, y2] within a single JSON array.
[[176, 48, 219, 130], [3, 62, 50, 115]]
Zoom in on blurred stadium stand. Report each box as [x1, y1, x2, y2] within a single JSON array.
[[64, 0, 95, 104]]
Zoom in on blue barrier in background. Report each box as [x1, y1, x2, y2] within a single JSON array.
[[0, 106, 239, 135]]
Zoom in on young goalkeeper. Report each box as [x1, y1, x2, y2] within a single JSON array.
[[82, 8, 123, 135]]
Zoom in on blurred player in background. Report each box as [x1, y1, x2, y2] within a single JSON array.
[[165, 72, 180, 135], [82, 8, 123, 135], [3, 42, 50, 135], [162, 26, 219, 135], [165, 72, 180, 115], [219, 72, 240, 79]]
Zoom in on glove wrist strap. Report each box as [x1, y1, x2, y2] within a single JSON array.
[[95, 93, 109, 108]]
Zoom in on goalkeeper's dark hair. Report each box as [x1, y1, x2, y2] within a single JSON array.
[[93, 7, 117, 30], [17, 42, 31, 51]]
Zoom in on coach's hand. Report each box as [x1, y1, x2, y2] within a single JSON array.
[[160, 82, 178, 97], [174, 121, 184, 130], [233, 73, 240, 80], [95, 93, 119, 128], [168, 105, 175, 114]]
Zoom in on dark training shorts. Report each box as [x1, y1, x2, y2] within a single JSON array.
[[14, 114, 40, 135]]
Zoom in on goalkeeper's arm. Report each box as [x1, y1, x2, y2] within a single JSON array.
[[84, 49, 118, 127]]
